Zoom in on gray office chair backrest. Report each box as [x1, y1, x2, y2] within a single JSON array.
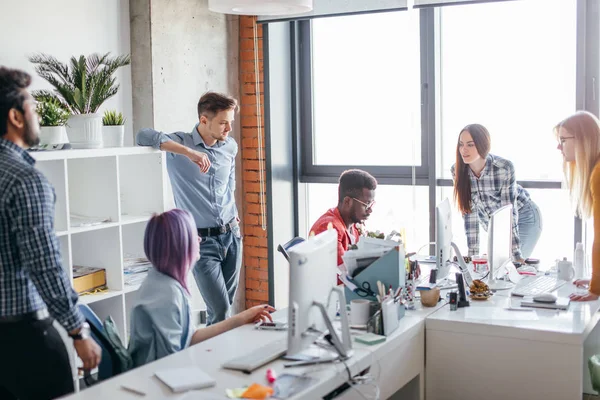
[[277, 237, 306, 261]]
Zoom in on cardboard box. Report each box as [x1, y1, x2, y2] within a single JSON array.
[[72, 266, 106, 293]]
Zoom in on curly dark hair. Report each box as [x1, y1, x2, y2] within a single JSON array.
[[0, 67, 31, 137], [338, 169, 378, 204]]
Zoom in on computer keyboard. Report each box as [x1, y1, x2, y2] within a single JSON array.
[[511, 275, 567, 297], [221, 338, 287, 373]]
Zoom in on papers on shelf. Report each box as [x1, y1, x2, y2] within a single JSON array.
[[70, 213, 112, 228], [124, 253, 152, 286]]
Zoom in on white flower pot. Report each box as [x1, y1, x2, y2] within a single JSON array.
[[102, 125, 125, 147], [39, 126, 68, 145], [66, 114, 103, 149]]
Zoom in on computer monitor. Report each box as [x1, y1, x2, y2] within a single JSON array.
[[287, 229, 352, 361], [434, 198, 474, 287], [487, 204, 514, 290], [436, 198, 453, 280]]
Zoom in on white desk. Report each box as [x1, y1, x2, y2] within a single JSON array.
[[62, 303, 445, 400], [425, 282, 600, 400]]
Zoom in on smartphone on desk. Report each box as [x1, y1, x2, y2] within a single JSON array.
[[255, 321, 288, 331]]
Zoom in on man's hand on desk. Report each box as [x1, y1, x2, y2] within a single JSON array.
[[240, 305, 276, 324]]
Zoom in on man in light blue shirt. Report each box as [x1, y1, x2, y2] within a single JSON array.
[[136, 92, 241, 325]]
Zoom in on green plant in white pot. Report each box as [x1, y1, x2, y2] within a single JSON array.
[[102, 110, 125, 147], [29, 53, 131, 149], [35, 97, 70, 145]]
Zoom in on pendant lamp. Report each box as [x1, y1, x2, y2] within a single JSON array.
[[208, 0, 313, 16]]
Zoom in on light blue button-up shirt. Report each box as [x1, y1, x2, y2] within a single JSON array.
[[137, 126, 238, 229], [128, 268, 194, 368]]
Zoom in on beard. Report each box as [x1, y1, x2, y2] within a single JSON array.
[[23, 119, 40, 148]]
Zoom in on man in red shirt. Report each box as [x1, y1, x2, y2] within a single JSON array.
[[310, 169, 377, 278]]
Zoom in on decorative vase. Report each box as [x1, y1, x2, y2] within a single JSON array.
[[39, 126, 68, 145], [102, 125, 125, 147], [66, 114, 103, 149]]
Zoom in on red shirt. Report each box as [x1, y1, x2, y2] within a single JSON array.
[[309, 208, 359, 284]]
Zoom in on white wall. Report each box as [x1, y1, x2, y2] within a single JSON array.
[[150, 1, 239, 133], [0, 0, 134, 146]]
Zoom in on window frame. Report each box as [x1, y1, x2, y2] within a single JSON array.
[[296, 15, 431, 184], [268, 1, 600, 304]]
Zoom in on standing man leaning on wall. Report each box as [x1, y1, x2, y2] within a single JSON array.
[[0, 67, 101, 400], [137, 92, 242, 326]]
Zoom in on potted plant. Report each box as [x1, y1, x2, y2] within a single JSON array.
[[102, 110, 125, 147], [36, 97, 70, 145], [29, 53, 131, 149]]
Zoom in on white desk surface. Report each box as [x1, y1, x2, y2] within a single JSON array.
[[426, 282, 600, 345], [62, 303, 445, 400]]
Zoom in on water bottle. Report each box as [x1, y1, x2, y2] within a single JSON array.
[[574, 242, 585, 279]]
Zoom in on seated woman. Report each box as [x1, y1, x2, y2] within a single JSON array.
[[128, 209, 275, 367], [554, 112, 600, 302], [451, 124, 542, 263]]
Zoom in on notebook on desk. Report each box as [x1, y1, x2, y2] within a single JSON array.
[[155, 367, 216, 393], [520, 296, 570, 310]]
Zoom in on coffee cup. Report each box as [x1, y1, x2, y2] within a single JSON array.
[[557, 257, 575, 281], [350, 299, 371, 326]]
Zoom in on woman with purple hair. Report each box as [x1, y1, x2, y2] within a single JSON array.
[[128, 209, 275, 367]]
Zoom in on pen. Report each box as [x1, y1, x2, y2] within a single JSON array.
[[504, 307, 534, 312], [394, 287, 402, 298], [121, 385, 146, 396]]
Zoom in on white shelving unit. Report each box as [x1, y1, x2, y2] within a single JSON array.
[[32, 147, 169, 339]]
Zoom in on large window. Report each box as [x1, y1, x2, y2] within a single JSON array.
[[305, 10, 424, 178], [280, 0, 599, 281], [438, 0, 576, 181], [305, 184, 429, 251]]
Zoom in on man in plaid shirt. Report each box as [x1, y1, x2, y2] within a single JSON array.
[[0, 67, 101, 399]]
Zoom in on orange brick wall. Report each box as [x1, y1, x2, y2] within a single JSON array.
[[239, 16, 270, 308]]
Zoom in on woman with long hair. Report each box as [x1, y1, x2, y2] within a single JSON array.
[[128, 209, 275, 367], [451, 124, 542, 263], [555, 112, 600, 301]]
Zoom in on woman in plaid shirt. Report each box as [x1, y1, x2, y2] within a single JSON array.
[[451, 124, 542, 263]]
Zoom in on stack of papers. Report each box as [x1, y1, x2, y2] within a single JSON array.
[[342, 236, 400, 278], [155, 367, 215, 393], [70, 213, 112, 228], [124, 254, 152, 286]]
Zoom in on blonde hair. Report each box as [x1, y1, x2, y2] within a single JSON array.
[[555, 111, 600, 219]]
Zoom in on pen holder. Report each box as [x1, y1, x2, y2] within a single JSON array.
[[419, 287, 440, 307]]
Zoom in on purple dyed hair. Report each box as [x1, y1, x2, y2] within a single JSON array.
[[144, 209, 199, 293]]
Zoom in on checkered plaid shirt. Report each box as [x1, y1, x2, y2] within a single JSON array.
[[451, 154, 531, 259], [0, 138, 83, 331]]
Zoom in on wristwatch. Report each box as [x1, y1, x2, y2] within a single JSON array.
[[69, 322, 91, 340]]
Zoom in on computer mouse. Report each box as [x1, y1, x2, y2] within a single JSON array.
[[533, 293, 557, 303]]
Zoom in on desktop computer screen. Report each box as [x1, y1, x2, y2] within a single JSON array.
[[287, 229, 338, 357], [436, 198, 453, 280], [487, 204, 514, 290]]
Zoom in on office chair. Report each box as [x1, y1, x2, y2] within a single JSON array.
[[277, 237, 305, 261], [78, 304, 131, 386]]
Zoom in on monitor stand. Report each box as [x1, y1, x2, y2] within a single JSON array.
[[283, 287, 354, 367], [487, 261, 515, 290], [450, 242, 474, 287]]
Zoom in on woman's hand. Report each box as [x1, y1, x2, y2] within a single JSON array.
[[573, 279, 591, 288], [569, 291, 599, 302], [240, 305, 276, 324]]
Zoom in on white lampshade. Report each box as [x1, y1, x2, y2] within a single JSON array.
[[208, 0, 313, 16]]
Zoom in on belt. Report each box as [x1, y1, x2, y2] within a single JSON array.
[[197, 219, 239, 237], [0, 309, 50, 323]]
